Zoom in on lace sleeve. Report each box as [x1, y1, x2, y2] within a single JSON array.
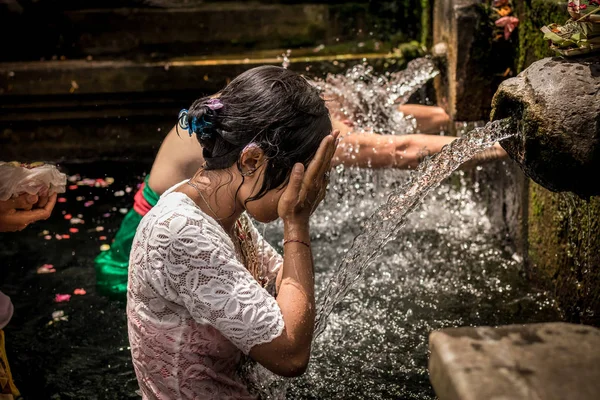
[[153, 211, 285, 355]]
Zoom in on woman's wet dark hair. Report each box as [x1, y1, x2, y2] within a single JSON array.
[[185, 65, 332, 202]]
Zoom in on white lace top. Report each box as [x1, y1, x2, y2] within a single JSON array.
[[127, 182, 284, 400]]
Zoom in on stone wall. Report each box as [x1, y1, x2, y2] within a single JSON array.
[[427, 0, 599, 325], [528, 185, 600, 325], [514, 0, 600, 326], [514, 0, 565, 72], [0, 1, 424, 62], [432, 0, 516, 123]]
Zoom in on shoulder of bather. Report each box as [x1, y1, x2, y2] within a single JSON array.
[[150, 193, 227, 236]]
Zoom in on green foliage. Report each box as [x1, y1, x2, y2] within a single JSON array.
[[517, 0, 568, 71]]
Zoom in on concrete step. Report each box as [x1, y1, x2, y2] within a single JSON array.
[[0, 48, 407, 161], [429, 323, 600, 400], [0, 46, 399, 116], [0, 1, 422, 62]]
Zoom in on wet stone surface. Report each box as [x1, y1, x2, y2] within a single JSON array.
[[492, 55, 600, 198], [429, 322, 600, 400], [0, 161, 562, 399]]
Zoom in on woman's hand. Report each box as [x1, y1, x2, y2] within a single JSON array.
[[0, 193, 57, 232], [277, 130, 339, 224], [252, 132, 339, 377]]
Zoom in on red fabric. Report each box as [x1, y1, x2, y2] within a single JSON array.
[[133, 184, 153, 216]]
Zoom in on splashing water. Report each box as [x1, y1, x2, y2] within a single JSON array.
[[246, 118, 521, 399], [312, 57, 439, 135], [314, 118, 517, 338], [280, 49, 292, 69]]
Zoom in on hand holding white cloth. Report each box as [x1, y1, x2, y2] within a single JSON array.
[[0, 162, 66, 201]]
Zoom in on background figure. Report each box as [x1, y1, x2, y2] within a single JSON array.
[[0, 193, 57, 233], [0, 191, 57, 399]]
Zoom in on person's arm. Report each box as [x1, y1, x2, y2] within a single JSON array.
[[249, 216, 314, 376], [170, 133, 337, 378], [0, 193, 57, 232], [397, 104, 450, 134], [250, 132, 337, 376], [332, 133, 507, 170]]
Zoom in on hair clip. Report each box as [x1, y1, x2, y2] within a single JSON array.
[[206, 98, 224, 110], [178, 108, 214, 139], [178, 109, 192, 137]]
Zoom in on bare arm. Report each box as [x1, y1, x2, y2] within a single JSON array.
[[397, 105, 450, 134], [332, 133, 507, 170], [250, 219, 314, 377], [249, 132, 338, 377]]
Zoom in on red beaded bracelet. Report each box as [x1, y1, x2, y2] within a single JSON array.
[[283, 239, 310, 248]]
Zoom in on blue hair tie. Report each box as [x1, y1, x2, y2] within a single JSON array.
[[178, 109, 214, 140]]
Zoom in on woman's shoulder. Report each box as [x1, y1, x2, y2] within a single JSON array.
[[142, 191, 230, 245]]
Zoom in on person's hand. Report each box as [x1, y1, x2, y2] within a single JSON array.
[[36, 194, 51, 208], [0, 193, 57, 232], [278, 130, 339, 225], [0, 193, 38, 212]]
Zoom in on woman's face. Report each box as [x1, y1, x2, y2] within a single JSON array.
[[243, 184, 286, 223]]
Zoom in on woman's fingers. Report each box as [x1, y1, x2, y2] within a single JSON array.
[[2, 203, 53, 230], [43, 193, 58, 214], [285, 164, 304, 200], [37, 195, 49, 208], [321, 130, 340, 175], [298, 135, 334, 203], [278, 163, 305, 218], [0, 193, 57, 232]]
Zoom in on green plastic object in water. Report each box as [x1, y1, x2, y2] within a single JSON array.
[[95, 176, 159, 297]]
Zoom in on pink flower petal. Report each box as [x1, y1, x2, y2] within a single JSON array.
[[495, 16, 519, 40], [37, 264, 56, 274], [55, 294, 71, 303]]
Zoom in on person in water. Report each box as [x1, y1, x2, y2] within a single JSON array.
[[96, 69, 508, 296], [127, 65, 337, 398]]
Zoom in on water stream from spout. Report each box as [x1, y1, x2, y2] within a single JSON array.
[[248, 117, 516, 399], [240, 56, 521, 400], [314, 118, 516, 338]]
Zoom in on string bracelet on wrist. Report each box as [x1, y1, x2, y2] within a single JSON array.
[[283, 239, 310, 248]]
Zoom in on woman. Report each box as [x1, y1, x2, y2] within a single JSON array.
[[128, 66, 337, 398]]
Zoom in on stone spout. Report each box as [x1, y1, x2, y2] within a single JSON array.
[[491, 56, 600, 199]]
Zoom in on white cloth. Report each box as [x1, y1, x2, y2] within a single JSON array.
[[0, 162, 66, 201], [127, 182, 284, 400]]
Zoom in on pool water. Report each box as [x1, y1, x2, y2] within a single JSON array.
[[0, 160, 562, 399]]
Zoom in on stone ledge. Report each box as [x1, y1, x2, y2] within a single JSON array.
[[0, 51, 394, 98], [429, 322, 600, 400]]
